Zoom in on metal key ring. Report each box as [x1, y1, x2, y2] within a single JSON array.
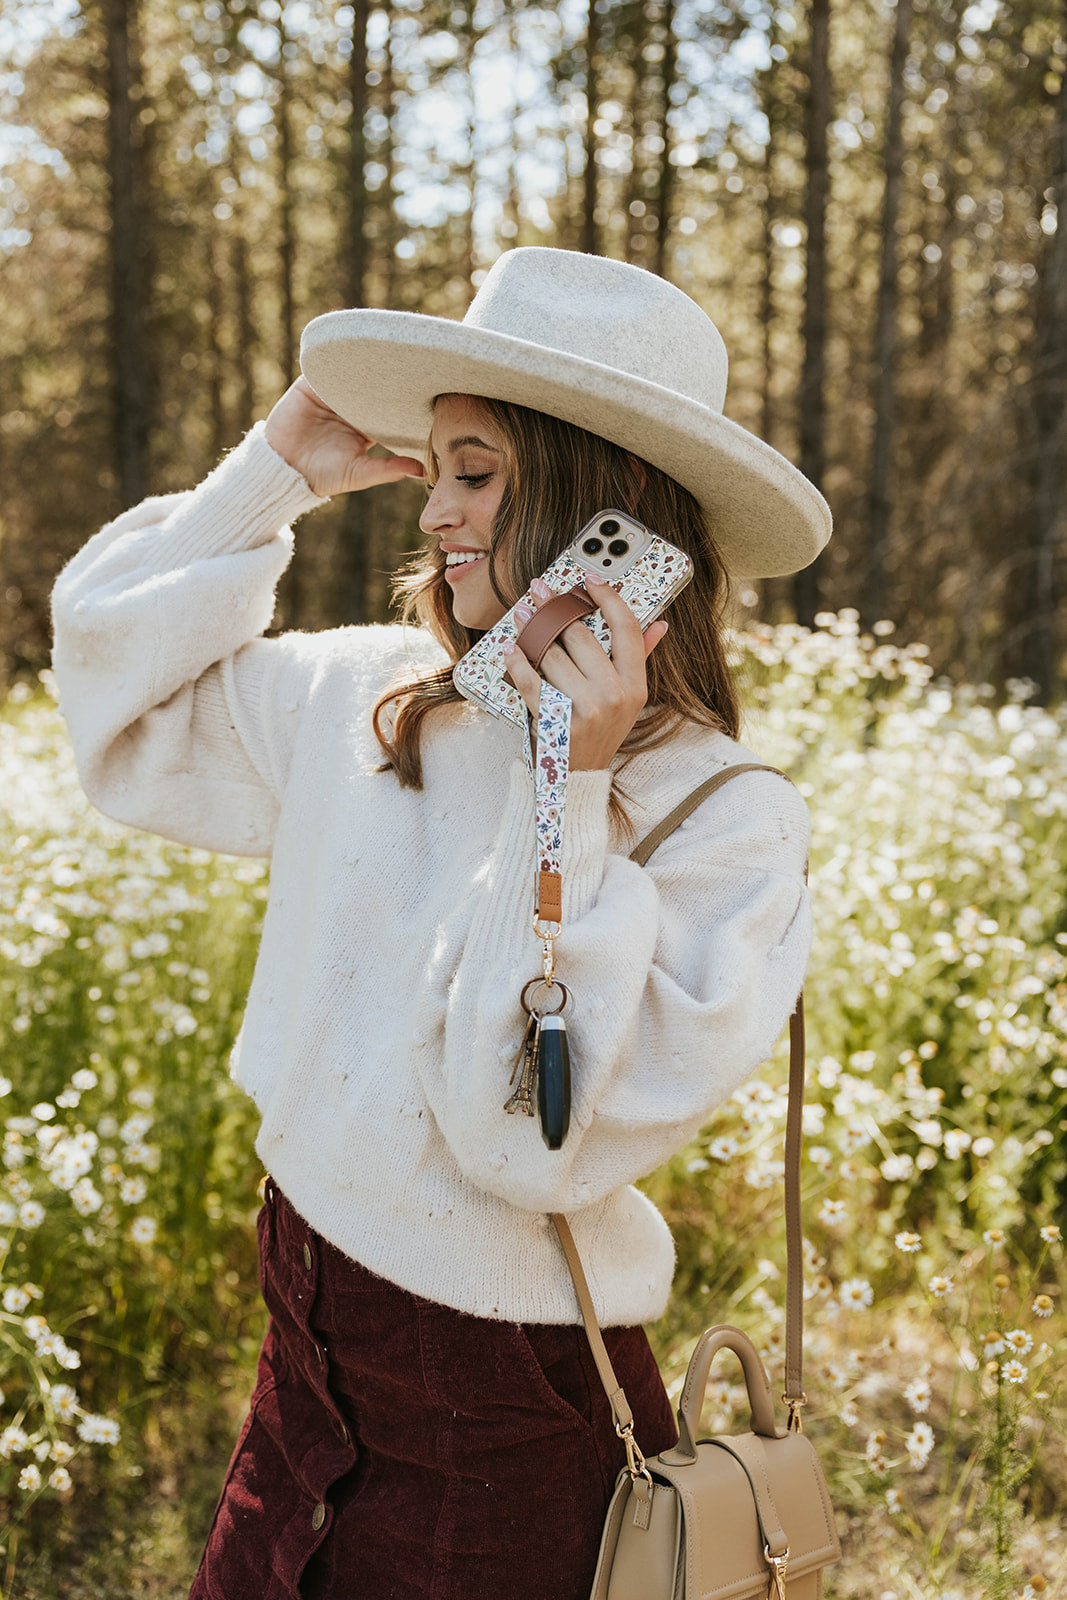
[[522, 980, 572, 1019]]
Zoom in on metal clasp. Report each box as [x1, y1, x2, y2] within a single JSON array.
[[615, 1419, 649, 1482], [764, 1545, 789, 1600], [531, 925, 560, 985], [783, 1391, 807, 1433]]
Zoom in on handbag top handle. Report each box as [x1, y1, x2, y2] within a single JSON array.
[[551, 762, 807, 1456]]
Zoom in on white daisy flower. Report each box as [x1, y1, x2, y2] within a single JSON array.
[[838, 1278, 874, 1311], [904, 1378, 932, 1414], [48, 1385, 79, 1422], [895, 1231, 921, 1253], [76, 1414, 121, 1445], [905, 1421, 935, 1468], [1004, 1329, 1033, 1356], [1001, 1360, 1027, 1385]]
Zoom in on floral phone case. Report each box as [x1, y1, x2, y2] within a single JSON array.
[[452, 509, 694, 730]]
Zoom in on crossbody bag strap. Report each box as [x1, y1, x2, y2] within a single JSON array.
[[551, 762, 809, 1442]]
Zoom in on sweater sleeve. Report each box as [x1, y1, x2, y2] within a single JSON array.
[[412, 762, 811, 1214], [50, 424, 328, 856]]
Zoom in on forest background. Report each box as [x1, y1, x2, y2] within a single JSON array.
[[1, 0, 1066, 692]]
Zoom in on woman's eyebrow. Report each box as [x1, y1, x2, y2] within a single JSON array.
[[446, 434, 499, 453]]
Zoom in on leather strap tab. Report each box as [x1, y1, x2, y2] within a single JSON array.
[[709, 1435, 790, 1559], [515, 586, 597, 669], [537, 870, 563, 924]]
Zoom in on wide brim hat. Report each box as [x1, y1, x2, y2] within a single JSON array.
[[300, 248, 831, 579]]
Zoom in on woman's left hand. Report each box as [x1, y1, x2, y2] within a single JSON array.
[[503, 575, 668, 772]]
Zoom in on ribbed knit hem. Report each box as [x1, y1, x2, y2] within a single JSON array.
[[160, 421, 328, 568]]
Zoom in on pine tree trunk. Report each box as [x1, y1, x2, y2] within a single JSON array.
[[381, 3, 400, 302], [793, 0, 831, 625], [104, 0, 150, 507], [622, 4, 649, 263], [276, 16, 297, 387], [461, 1, 477, 287], [231, 227, 255, 435], [653, 0, 677, 279], [758, 12, 785, 620], [865, 0, 912, 627], [582, 0, 601, 256], [339, 0, 373, 625], [1020, 27, 1067, 697]]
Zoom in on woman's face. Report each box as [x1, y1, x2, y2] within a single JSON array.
[[420, 395, 512, 632]]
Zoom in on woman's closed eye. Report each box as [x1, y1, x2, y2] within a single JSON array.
[[456, 472, 492, 487]]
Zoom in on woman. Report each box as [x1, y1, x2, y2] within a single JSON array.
[[51, 247, 830, 1600]]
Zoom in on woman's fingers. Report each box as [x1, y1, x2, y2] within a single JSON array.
[[264, 377, 424, 496], [500, 574, 671, 769], [501, 639, 543, 719]]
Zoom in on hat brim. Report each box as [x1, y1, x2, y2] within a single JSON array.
[[300, 309, 830, 580]]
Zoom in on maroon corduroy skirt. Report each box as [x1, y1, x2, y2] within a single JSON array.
[[189, 1179, 677, 1600]]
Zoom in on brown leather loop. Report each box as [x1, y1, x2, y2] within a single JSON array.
[[514, 586, 597, 670]]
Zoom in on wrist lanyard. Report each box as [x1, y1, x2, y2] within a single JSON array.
[[504, 679, 573, 1149]]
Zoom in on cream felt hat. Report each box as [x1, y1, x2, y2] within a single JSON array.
[[300, 247, 830, 579]]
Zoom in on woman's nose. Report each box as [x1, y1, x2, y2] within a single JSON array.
[[419, 481, 459, 536]]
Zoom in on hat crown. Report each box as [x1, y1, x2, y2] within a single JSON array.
[[463, 249, 728, 415]]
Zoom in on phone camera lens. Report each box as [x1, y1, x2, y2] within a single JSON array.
[[582, 537, 603, 556], [607, 539, 629, 557], [599, 519, 620, 537]]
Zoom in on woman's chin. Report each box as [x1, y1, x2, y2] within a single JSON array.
[[448, 591, 510, 634]]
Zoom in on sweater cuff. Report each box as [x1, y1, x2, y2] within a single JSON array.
[[161, 421, 329, 569]]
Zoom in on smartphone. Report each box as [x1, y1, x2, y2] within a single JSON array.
[[452, 509, 694, 730]]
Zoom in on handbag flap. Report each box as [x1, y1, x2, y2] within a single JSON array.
[[651, 1431, 840, 1600]]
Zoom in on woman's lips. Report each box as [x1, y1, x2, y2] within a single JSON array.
[[443, 552, 487, 582]]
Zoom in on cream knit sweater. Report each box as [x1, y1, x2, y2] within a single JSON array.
[[51, 424, 812, 1327]]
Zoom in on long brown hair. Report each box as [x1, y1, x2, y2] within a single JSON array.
[[372, 396, 740, 815]]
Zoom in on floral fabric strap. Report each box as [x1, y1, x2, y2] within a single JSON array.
[[523, 679, 571, 931]]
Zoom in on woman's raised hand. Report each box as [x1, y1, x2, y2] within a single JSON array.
[[503, 575, 668, 773], [263, 377, 424, 498]]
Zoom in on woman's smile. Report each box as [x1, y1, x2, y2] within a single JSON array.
[[441, 544, 489, 580]]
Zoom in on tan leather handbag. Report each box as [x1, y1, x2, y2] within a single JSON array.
[[552, 765, 842, 1600]]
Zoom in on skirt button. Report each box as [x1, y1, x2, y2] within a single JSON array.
[[303, 1242, 313, 1271], [312, 1502, 326, 1532]]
